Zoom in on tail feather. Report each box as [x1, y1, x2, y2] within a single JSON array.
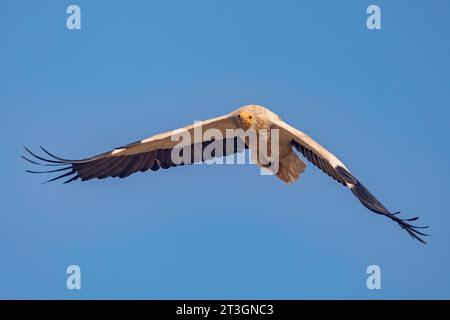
[[275, 151, 307, 184]]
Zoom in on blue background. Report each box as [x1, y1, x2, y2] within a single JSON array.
[[1, 0, 449, 299]]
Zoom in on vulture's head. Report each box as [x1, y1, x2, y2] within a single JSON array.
[[234, 104, 280, 130], [238, 110, 254, 130]]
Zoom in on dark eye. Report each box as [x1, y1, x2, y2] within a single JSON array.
[[249, 116, 252, 119]]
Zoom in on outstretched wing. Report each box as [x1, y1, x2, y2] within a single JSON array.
[[273, 119, 429, 244], [23, 113, 245, 184]]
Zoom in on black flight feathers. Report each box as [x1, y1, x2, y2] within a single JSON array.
[[22, 145, 430, 244], [335, 166, 429, 244], [22, 146, 79, 184]]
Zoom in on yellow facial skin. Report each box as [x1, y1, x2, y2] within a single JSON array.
[[239, 111, 253, 130]]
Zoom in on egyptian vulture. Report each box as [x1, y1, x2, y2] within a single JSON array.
[[23, 105, 428, 243]]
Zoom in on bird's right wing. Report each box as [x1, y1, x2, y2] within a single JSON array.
[[273, 119, 429, 244], [23, 113, 245, 183]]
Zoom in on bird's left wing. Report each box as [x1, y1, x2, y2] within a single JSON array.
[[272, 119, 429, 244], [23, 113, 244, 183]]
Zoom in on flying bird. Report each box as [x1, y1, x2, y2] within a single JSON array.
[[23, 105, 428, 243]]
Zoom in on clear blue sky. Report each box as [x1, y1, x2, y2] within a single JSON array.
[[1, 0, 449, 299]]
